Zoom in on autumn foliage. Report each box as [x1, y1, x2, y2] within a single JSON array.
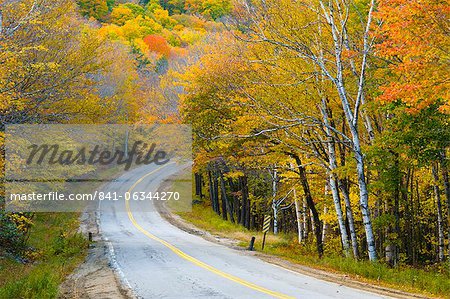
[[1, 0, 450, 296], [375, 0, 449, 113], [143, 34, 171, 57]]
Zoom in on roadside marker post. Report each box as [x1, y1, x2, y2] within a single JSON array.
[[248, 236, 255, 251], [262, 215, 271, 250]]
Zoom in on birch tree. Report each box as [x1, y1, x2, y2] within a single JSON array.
[[232, 0, 378, 260]]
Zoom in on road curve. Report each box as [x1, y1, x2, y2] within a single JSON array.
[[99, 163, 390, 299]]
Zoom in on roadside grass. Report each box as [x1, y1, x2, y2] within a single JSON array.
[[177, 202, 450, 298], [0, 212, 88, 298], [0, 165, 131, 298]]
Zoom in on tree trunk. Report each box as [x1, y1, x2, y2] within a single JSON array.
[[241, 175, 250, 229], [302, 201, 308, 238], [208, 169, 219, 215], [219, 171, 234, 223], [326, 0, 377, 260], [0, 10, 3, 36], [293, 188, 304, 243], [339, 179, 359, 259], [220, 173, 228, 221], [403, 168, 413, 264], [195, 173, 203, 198], [440, 151, 450, 259], [386, 153, 401, 266], [272, 168, 278, 234], [238, 177, 244, 225], [229, 178, 240, 224], [322, 206, 329, 243], [212, 167, 221, 216], [303, 197, 309, 240], [293, 154, 323, 257], [352, 129, 377, 261], [410, 170, 418, 265], [433, 163, 445, 262], [321, 99, 351, 255], [329, 177, 351, 255]]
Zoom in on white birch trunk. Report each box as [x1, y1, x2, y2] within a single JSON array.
[[322, 206, 328, 243], [303, 197, 308, 239], [272, 168, 278, 234], [0, 10, 3, 36], [320, 0, 377, 261], [321, 100, 350, 255], [353, 138, 377, 261], [293, 188, 303, 243]]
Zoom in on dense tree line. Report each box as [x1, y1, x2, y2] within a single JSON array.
[[181, 0, 450, 267]]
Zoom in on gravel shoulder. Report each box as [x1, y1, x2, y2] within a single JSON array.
[[58, 207, 135, 299]]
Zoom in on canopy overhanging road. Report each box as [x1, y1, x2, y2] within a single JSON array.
[[99, 163, 390, 299]]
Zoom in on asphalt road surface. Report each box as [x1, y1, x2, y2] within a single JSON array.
[[99, 162, 391, 299]]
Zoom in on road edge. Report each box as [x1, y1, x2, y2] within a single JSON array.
[[58, 205, 137, 299]]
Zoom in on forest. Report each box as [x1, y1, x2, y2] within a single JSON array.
[[182, 0, 449, 268], [0, 0, 449, 297]]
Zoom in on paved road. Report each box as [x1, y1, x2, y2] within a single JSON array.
[[99, 163, 390, 299]]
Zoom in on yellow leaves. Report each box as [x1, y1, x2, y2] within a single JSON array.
[[100, 15, 163, 47], [224, 171, 245, 179], [8, 213, 33, 233], [29, 62, 60, 72], [122, 17, 148, 40], [173, 24, 185, 31], [98, 23, 121, 39], [133, 38, 149, 54], [171, 47, 188, 57], [321, 208, 337, 223], [153, 9, 178, 28], [110, 5, 134, 26], [178, 28, 205, 45], [19, 45, 49, 54], [232, 114, 261, 135], [0, 0, 152, 126], [138, 15, 163, 33]]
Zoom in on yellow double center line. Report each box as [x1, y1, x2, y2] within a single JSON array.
[[125, 163, 295, 299]]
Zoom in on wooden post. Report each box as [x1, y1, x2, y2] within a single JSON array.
[[248, 236, 255, 251], [262, 232, 267, 250]]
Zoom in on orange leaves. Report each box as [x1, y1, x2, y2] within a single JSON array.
[[375, 0, 449, 113], [143, 34, 171, 57]]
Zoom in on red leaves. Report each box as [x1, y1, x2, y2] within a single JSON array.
[[143, 34, 171, 57]]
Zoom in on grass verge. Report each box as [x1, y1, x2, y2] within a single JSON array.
[[0, 213, 88, 298], [0, 165, 134, 298]]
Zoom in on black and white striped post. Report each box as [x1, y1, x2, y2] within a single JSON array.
[[262, 215, 271, 250]]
